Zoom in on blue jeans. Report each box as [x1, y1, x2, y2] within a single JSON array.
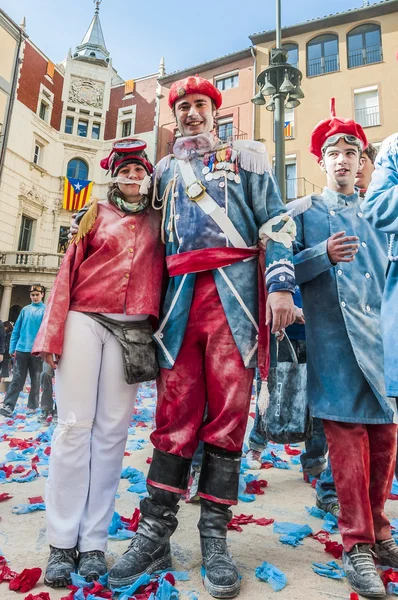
[[300, 417, 327, 473], [316, 459, 338, 504]]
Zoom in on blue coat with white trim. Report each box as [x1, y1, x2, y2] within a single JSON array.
[[293, 186, 396, 424], [361, 133, 398, 398], [154, 142, 295, 369]]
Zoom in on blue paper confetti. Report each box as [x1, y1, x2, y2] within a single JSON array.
[[12, 502, 46, 514], [255, 561, 287, 591], [312, 561, 345, 579]]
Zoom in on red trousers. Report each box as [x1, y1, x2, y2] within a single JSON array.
[[323, 419, 397, 552], [151, 271, 255, 458]]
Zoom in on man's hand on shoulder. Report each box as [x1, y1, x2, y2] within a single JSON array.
[[266, 291, 295, 333]]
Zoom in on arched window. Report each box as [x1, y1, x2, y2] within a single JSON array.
[[347, 24, 382, 68], [307, 34, 339, 77], [283, 43, 299, 69], [67, 158, 88, 180]]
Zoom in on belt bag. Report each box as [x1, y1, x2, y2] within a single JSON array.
[[86, 314, 159, 385]]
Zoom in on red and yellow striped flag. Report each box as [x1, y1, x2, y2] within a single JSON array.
[[63, 177, 93, 211]]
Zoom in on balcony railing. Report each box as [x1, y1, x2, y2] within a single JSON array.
[[0, 251, 64, 270], [348, 44, 382, 69], [307, 54, 339, 77], [355, 105, 380, 128], [286, 178, 323, 201]]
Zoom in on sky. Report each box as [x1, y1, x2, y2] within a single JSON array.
[[0, 0, 382, 79]]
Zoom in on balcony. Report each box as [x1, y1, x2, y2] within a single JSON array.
[[348, 45, 382, 69], [286, 178, 323, 201], [217, 126, 248, 144], [0, 251, 64, 273], [355, 105, 380, 128], [307, 55, 339, 77]]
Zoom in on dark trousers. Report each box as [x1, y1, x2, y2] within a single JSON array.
[[40, 361, 55, 412], [4, 351, 43, 410]]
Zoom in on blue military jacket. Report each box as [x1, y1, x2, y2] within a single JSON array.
[[153, 139, 295, 369], [361, 133, 398, 398], [293, 186, 396, 424]]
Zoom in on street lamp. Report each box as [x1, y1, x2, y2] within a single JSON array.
[[252, 0, 305, 202]]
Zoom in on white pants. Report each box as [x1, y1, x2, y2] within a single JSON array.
[[46, 311, 139, 552]]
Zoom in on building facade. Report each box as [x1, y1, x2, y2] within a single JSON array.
[[157, 49, 255, 161], [250, 0, 398, 197], [0, 5, 159, 321]]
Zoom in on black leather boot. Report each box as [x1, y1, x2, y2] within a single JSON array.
[[198, 446, 241, 599], [108, 449, 191, 589]]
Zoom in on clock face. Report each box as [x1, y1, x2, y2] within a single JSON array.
[[113, 139, 146, 152]]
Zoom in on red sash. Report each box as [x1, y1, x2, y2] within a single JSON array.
[[166, 247, 270, 380]]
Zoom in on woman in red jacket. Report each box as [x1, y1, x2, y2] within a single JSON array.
[[33, 140, 164, 588]]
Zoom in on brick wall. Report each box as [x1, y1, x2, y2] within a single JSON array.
[[104, 75, 157, 140], [17, 41, 64, 130]]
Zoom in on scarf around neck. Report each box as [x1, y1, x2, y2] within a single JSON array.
[[108, 186, 149, 214]]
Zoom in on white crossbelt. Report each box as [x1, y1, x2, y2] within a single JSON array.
[[177, 159, 248, 249]]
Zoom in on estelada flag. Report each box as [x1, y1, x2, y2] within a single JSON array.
[[63, 177, 93, 211]]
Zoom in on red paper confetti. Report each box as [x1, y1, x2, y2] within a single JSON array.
[[350, 594, 360, 600], [146, 457, 152, 464], [13, 465, 26, 474], [24, 593, 51, 600], [311, 478, 318, 489], [324, 540, 343, 559], [311, 530, 332, 544], [9, 567, 42, 593], [29, 496, 44, 505], [381, 568, 398, 586], [227, 514, 274, 532], [9, 438, 37, 450], [0, 464, 13, 478], [0, 563, 18, 583], [124, 452, 131, 457], [260, 462, 274, 469], [121, 508, 141, 532], [44, 446, 51, 456], [284, 444, 301, 456], [245, 479, 268, 495], [0, 493, 13, 502]]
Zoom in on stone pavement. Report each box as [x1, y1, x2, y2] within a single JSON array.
[[0, 381, 397, 599]]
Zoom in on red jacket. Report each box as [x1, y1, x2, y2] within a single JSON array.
[[33, 201, 165, 356]]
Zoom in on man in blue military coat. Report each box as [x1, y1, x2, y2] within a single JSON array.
[[109, 76, 296, 596], [292, 105, 398, 599]]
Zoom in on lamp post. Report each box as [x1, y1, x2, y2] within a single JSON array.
[[252, 0, 304, 202]]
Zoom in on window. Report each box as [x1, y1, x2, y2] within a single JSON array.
[[65, 117, 74, 134], [218, 119, 234, 142], [215, 72, 239, 91], [33, 143, 42, 165], [58, 226, 69, 254], [354, 87, 380, 128], [307, 34, 339, 77], [67, 158, 88, 180], [92, 122, 101, 140], [39, 101, 48, 121], [77, 120, 88, 137], [347, 24, 382, 68], [18, 216, 34, 251], [122, 120, 132, 137], [283, 43, 299, 68], [286, 162, 297, 201]]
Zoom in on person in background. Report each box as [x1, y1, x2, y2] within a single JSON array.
[[355, 142, 377, 197], [0, 285, 45, 417], [39, 362, 56, 424], [0, 319, 5, 376], [0, 321, 14, 381]]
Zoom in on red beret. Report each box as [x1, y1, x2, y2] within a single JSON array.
[[309, 98, 368, 162], [168, 75, 222, 109]]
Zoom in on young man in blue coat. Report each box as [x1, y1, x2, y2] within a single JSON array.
[[292, 105, 398, 599], [109, 76, 296, 597], [0, 285, 45, 417]]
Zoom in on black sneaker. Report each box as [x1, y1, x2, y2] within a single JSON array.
[[78, 550, 107, 581], [38, 411, 50, 423], [0, 406, 13, 418], [342, 544, 386, 598], [374, 538, 398, 568], [201, 538, 240, 599], [108, 533, 171, 589], [316, 497, 340, 517], [44, 546, 78, 588]]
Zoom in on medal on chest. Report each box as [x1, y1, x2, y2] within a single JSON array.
[[201, 147, 241, 185]]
